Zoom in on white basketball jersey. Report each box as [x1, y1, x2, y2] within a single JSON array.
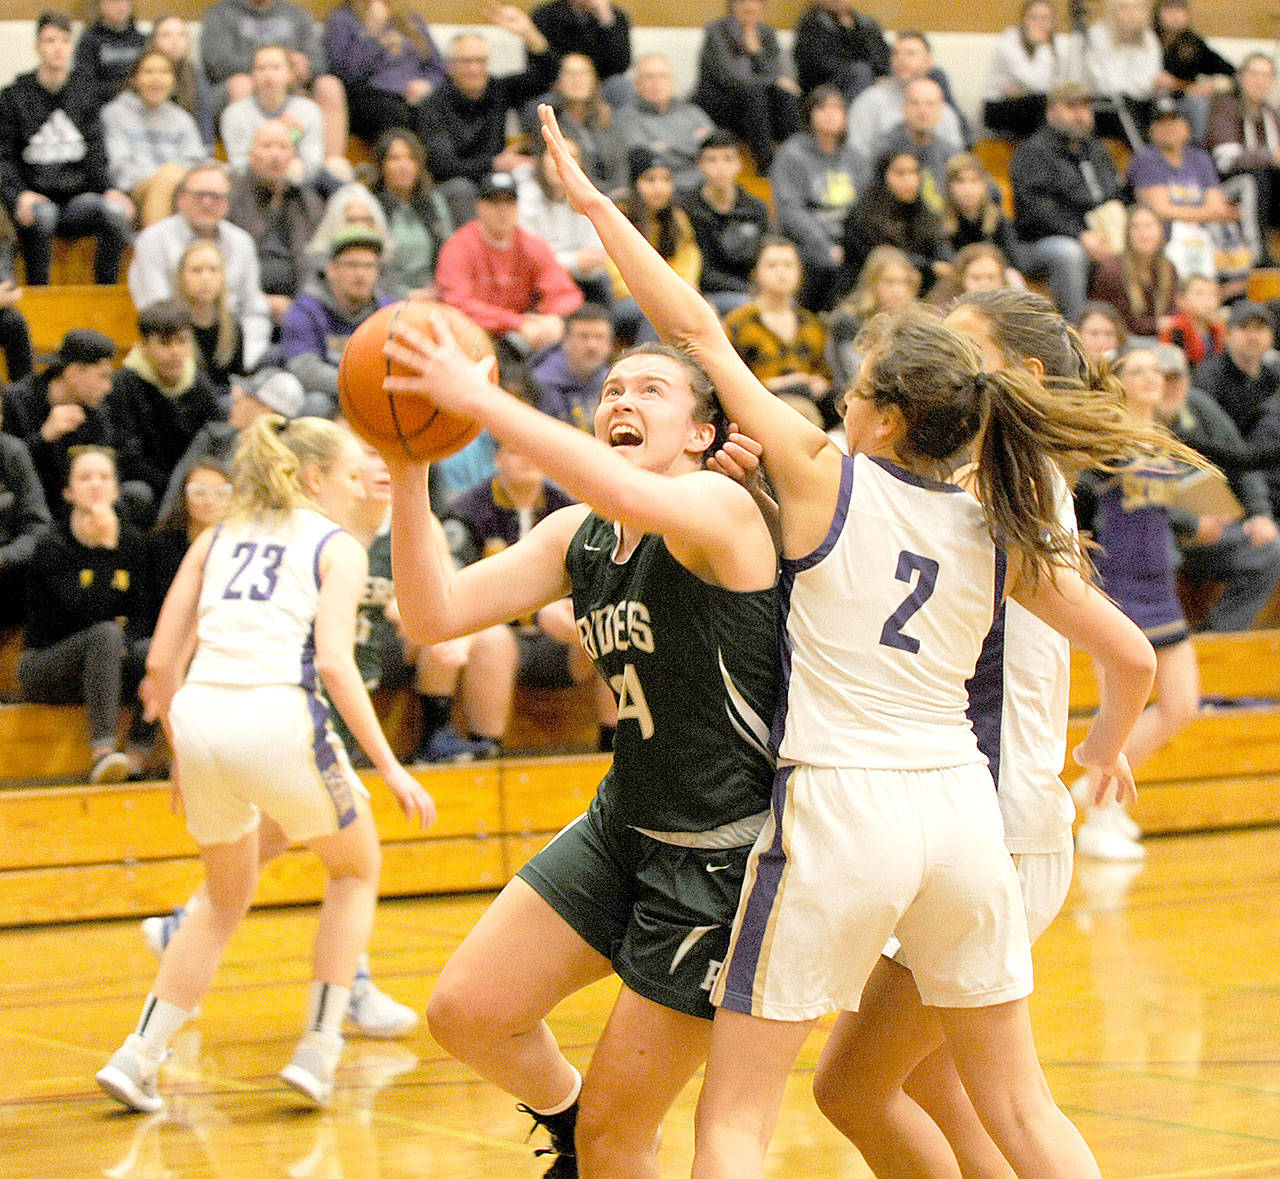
[[186, 508, 345, 690], [968, 468, 1076, 853], [775, 455, 1001, 771]]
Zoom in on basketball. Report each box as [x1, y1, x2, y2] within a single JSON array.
[[338, 298, 491, 462]]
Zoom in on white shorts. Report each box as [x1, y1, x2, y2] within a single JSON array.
[[170, 682, 368, 847], [712, 763, 1033, 1021]]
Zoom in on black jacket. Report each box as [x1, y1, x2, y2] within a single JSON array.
[[1011, 126, 1121, 243], [0, 69, 111, 209], [681, 185, 772, 294], [531, 0, 632, 79], [0, 433, 51, 570], [793, 5, 891, 94], [72, 19, 147, 107]]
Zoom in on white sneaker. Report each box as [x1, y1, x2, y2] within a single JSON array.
[[140, 906, 186, 956], [91, 751, 131, 784], [1076, 813, 1146, 861], [345, 972, 418, 1039], [281, 1031, 343, 1108], [96, 1034, 164, 1113]]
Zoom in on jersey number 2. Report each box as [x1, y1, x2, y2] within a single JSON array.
[[879, 550, 939, 654], [222, 542, 286, 602]]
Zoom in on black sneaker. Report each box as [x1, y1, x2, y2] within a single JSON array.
[[517, 1101, 578, 1178]]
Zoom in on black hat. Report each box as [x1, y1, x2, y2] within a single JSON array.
[[627, 146, 662, 185], [1150, 94, 1187, 122], [1227, 300, 1273, 328], [44, 328, 116, 374], [476, 172, 518, 200]]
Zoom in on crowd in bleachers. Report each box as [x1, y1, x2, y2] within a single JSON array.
[[3, 0, 1280, 785]]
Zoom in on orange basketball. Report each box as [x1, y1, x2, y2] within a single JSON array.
[[337, 298, 491, 462]]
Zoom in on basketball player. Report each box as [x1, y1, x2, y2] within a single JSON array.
[[382, 330, 779, 1179], [536, 103, 1162, 1179], [96, 417, 434, 1114]]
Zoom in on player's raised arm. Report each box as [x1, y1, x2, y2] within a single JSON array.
[[537, 104, 841, 554]]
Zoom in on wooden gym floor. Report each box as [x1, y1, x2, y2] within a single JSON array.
[[2, 826, 1278, 1178]]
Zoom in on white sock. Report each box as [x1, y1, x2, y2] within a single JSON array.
[[306, 981, 351, 1037], [134, 995, 192, 1057], [531, 1065, 582, 1117]]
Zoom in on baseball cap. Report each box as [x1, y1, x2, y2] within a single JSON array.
[[43, 328, 116, 374], [329, 225, 384, 260], [1150, 94, 1186, 122], [476, 172, 518, 200], [245, 368, 305, 417], [1227, 300, 1273, 328]]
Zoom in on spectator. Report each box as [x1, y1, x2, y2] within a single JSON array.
[[107, 300, 221, 504], [0, 401, 51, 629], [145, 16, 216, 148], [725, 236, 832, 427], [682, 130, 771, 316], [1156, 342, 1280, 633], [692, 0, 803, 172], [157, 367, 304, 519], [129, 161, 273, 370], [199, 0, 351, 174], [74, 0, 147, 108], [531, 0, 633, 103], [1, 329, 121, 515], [436, 171, 583, 357], [174, 239, 246, 399], [414, 22, 554, 186], [1152, 0, 1233, 144], [874, 76, 964, 212], [982, 0, 1064, 140], [1160, 273, 1225, 365], [613, 54, 714, 193], [227, 119, 325, 320], [1087, 203, 1177, 338], [322, 0, 445, 143], [1207, 55, 1280, 265], [941, 152, 1025, 273], [826, 244, 920, 394], [531, 303, 613, 431], [608, 149, 700, 343], [515, 138, 611, 307], [220, 44, 338, 190], [847, 32, 967, 157], [1076, 299, 1127, 363], [0, 215, 34, 383], [145, 457, 231, 630], [0, 13, 134, 286], [522, 53, 627, 197], [441, 442, 613, 759], [1082, 0, 1165, 136], [1011, 82, 1122, 321], [103, 50, 206, 227], [792, 0, 891, 101], [281, 226, 395, 414], [1193, 300, 1280, 439], [1130, 95, 1250, 294], [368, 128, 475, 298], [19, 446, 152, 784], [841, 149, 953, 294], [770, 85, 866, 311], [303, 181, 391, 285], [929, 241, 1013, 306]]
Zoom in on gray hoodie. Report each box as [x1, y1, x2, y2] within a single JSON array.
[[768, 131, 868, 266], [102, 90, 205, 192]]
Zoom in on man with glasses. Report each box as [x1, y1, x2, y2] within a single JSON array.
[[280, 226, 394, 416], [129, 160, 273, 369]]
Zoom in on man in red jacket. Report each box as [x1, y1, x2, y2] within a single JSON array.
[[435, 171, 583, 357]]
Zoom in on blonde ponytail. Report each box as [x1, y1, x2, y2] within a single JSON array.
[[229, 415, 351, 520]]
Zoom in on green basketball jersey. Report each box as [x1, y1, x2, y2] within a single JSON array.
[[566, 512, 780, 834], [354, 529, 397, 689]]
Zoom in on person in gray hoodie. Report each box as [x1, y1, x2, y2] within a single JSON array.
[[103, 50, 205, 226], [769, 85, 868, 310], [613, 54, 714, 192]]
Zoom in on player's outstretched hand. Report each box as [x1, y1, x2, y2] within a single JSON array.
[[539, 104, 607, 215], [383, 313, 497, 415], [385, 764, 437, 829], [1073, 745, 1137, 808]]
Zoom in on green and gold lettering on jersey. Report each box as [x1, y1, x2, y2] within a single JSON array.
[[565, 513, 781, 835]]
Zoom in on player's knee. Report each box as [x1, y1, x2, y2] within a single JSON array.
[[812, 1062, 879, 1136], [575, 1090, 656, 1166], [425, 975, 493, 1051]]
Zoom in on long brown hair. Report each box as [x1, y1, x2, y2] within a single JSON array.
[[176, 239, 236, 369], [1121, 205, 1175, 319]]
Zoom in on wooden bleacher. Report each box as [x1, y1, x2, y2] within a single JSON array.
[[1, 630, 1277, 927]]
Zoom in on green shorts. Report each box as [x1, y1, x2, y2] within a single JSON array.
[[517, 797, 753, 1020]]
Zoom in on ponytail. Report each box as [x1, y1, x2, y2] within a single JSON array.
[[229, 415, 351, 520]]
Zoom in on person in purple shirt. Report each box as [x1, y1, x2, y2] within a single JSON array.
[[280, 226, 396, 416], [531, 303, 614, 431], [323, 0, 445, 143]]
